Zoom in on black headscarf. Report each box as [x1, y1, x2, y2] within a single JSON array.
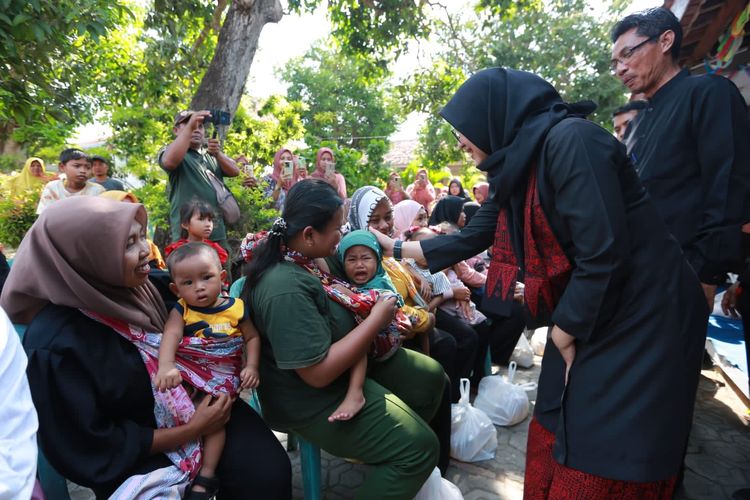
[[429, 195, 465, 226], [448, 178, 471, 201], [439, 68, 595, 206], [462, 201, 480, 225]]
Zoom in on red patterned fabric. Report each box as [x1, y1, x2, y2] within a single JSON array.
[[284, 249, 408, 361], [164, 238, 228, 266], [485, 165, 572, 317], [524, 417, 677, 500]]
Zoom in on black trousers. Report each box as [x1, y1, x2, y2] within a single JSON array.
[[216, 401, 292, 500], [435, 309, 479, 401]]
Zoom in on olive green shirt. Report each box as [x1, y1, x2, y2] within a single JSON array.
[[249, 261, 357, 428], [158, 147, 227, 242]]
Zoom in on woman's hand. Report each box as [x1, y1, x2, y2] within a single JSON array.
[[514, 282, 525, 304], [721, 283, 741, 318], [550, 325, 576, 385], [371, 295, 398, 329], [189, 394, 233, 436], [369, 227, 395, 257]]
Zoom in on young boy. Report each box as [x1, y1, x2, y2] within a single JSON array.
[[90, 155, 124, 191], [155, 242, 260, 498], [36, 149, 105, 214]]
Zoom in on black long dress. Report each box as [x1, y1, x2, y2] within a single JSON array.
[[421, 117, 708, 482], [23, 303, 292, 499]]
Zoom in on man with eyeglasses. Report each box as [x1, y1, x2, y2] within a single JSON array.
[[611, 7, 750, 309]]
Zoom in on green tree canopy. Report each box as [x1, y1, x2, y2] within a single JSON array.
[[281, 44, 401, 149], [400, 0, 630, 172]]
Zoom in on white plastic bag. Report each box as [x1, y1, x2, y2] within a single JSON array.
[[529, 327, 548, 357], [474, 362, 535, 426], [450, 379, 497, 462], [510, 331, 534, 368], [414, 467, 463, 500]]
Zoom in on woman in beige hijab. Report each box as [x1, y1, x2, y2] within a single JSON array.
[[1, 197, 291, 499]]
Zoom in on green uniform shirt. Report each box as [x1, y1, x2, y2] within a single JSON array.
[[158, 147, 227, 242], [249, 261, 357, 428]]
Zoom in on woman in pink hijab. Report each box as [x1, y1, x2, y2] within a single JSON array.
[[384, 171, 410, 205], [405, 168, 435, 210], [310, 147, 347, 199], [264, 148, 300, 210], [393, 200, 429, 239], [472, 181, 489, 205]]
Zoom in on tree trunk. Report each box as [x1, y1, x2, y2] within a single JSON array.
[[190, 0, 283, 117]]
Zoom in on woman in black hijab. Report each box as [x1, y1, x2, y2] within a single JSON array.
[[447, 178, 471, 201], [371, 68, 707, 498], [428, 195, 466, 227]]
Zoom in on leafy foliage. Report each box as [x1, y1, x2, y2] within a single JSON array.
[[0, 188, 40, 247], [399, 0, 630, 182], [281, 44, 401, 149], [0, 0, 132, 146]]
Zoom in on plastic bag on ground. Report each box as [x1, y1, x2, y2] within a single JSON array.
[[450, 379, 497, 462], [529, 327, 547, 357], [474, 362, 535, 426], [413, 467, 463, 500], [510, 331, 534, 368]]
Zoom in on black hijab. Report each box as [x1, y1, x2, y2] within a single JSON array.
[[429, 195, 465, 226], [448, 178, 471, 201], [462, 201, 480, 225], [439, 68, 595, 206]]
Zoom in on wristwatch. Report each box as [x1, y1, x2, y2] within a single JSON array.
[[393, 240, 403, 261]]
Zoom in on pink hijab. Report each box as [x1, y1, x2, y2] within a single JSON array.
[[393, 200, 424, 239], [473, 182, 490, 204], [310, 147, 347, 199], [312, 147, 334, 175], [272, 148, 299, 187], [406, 168, 435, 210]]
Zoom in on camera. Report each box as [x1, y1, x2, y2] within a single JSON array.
[[205, 109, 231, 126]]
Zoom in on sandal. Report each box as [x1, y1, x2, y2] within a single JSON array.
[[184, 475, 220, 500]]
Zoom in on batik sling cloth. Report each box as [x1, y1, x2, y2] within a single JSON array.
[[82, 310, 244, 499]]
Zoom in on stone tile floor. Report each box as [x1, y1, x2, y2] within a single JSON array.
[[283, 356, 750, 500], [68, 355, 750, 500]]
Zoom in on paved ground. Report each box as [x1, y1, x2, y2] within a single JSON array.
[[283, 356, 750, 500], [67, 354, 750, 500]]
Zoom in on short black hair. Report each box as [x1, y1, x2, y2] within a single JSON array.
[[59, 148, 88, 164], [90, 154, 109, 164], [166, 242, 222, 279], [611, 7, 682, 61], [612, 100, 649, 117], [178, 199, 215, 239]]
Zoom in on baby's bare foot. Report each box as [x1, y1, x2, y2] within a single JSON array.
[[328, 393, 366, 422]]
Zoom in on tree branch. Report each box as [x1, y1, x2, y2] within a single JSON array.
[[191, 0, 229, 56]]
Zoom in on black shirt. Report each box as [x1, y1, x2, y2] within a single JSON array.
[[626, 69, 750, 283]]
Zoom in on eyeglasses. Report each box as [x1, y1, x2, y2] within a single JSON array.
[[450, 129, 461, 142], [610, 34, 660, 72]]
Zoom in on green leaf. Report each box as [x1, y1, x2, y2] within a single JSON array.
[[12, 13, 31, 26]]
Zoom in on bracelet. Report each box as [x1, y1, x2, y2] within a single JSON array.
[[393, 240, 403, 261]]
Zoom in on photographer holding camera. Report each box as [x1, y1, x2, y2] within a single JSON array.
[[159, 110, 240, 254]]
